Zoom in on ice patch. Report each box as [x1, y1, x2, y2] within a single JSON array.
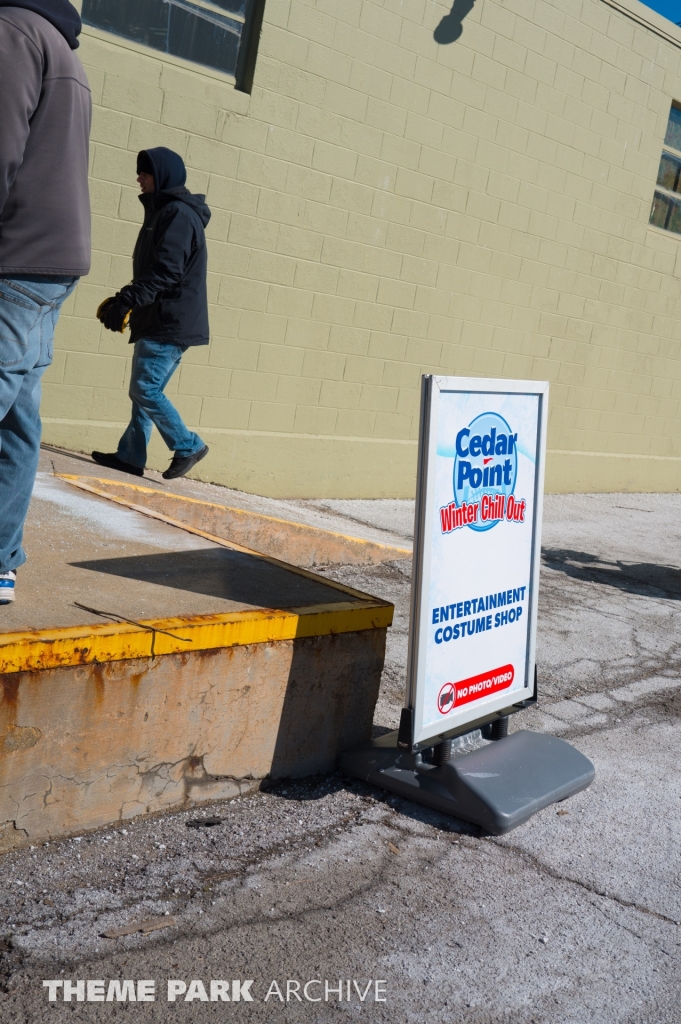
[[31, 474, 211, 551]]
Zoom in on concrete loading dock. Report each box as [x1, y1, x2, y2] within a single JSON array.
[[0, 458, 397, 851]]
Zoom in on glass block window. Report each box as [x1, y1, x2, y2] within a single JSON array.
[[650, 103, 681, 235], [82, 0, 262, 88]]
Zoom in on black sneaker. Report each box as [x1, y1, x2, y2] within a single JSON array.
[[92, 451, 144, 477], [162, 445, 209, 480]]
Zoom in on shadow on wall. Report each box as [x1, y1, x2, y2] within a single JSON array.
[[434, 0, 476, 44], [542, 548, 681, 600], [269, 629, 387, 778]]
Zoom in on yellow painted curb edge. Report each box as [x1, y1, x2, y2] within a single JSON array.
[[57, 474, 413, 560], [0, 601, 394, 676]]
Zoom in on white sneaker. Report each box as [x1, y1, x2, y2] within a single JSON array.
[[0, 570, 16, 604]]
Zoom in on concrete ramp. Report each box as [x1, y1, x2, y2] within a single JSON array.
[[57, 475, 411, 566], [0, 473, 393, 850]]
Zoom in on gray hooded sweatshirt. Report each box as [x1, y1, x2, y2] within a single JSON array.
[[0, 4, 91, 276]]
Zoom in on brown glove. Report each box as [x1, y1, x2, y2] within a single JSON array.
[[96, 296, 131, 333]]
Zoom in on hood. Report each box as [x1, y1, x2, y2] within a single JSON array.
[[174, 190, 211, 227], [172, 190, 211, 228], [139, 148, 187, 192], [0, 0, 81, 48], [138, 148, 211, 227], [140, 188, 211, 228]]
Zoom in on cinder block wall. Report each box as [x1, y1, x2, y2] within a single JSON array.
[[47, 0, 681, 496]]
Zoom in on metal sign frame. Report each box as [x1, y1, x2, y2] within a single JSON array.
[[403, 375, 549, 750]]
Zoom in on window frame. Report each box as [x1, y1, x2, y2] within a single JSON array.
[[649, 102, 681, 237], [79, 0, 265, 93]]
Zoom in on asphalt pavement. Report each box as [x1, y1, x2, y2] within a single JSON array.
[[0, 457, 679, 1023]]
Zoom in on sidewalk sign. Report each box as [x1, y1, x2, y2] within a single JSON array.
[[405, 375, 547, 748], [340, 375, 595, 834]]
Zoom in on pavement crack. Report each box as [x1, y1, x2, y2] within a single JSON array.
[[492, 839, 679, 928]]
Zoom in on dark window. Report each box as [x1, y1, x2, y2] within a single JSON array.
[[82, 0, 263, 89], [650, 103, 681, 236], [650, 191, 681, 234], [664, 103, 681, 152], [656, 150, 681, 193]]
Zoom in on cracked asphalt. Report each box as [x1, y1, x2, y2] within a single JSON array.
[[0, 472, 680, 1023]]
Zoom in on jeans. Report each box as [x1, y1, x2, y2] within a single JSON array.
[[0, 275, 77, 572], [117, 338, 204, 469]]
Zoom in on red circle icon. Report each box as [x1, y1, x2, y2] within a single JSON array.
[[437, 682, 455, 715]]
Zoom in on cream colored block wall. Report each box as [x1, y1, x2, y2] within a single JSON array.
[[44, 0, 681, 496]]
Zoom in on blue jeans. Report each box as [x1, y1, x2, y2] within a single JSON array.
[[117, 338, 204, 469], [0, 275, 77, 572]]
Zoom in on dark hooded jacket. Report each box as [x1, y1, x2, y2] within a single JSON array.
[[0, 1, 91, 275], [118, 149, 211, 347]]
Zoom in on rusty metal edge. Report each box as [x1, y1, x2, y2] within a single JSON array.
[[0, 601, 394, 675]]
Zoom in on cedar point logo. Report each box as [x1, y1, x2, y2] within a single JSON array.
[[440, 412, 526, 534]]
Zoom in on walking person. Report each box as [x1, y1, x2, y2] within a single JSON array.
[[0, 0, 91, 605], [93, 148, 210, 481]]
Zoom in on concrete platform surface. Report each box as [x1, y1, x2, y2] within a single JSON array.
[[3, 472, 356, 633], [0, 464, 680, 1022]]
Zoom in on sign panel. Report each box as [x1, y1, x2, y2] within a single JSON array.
[[406, 376, 548, 747]]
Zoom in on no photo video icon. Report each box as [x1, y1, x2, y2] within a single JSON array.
[[438, 682, 455, 714]]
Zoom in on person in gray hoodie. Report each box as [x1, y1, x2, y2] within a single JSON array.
[[0, 0, 91, 605]]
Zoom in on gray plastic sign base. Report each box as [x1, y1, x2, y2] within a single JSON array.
[[340, 729, 595, 834]]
